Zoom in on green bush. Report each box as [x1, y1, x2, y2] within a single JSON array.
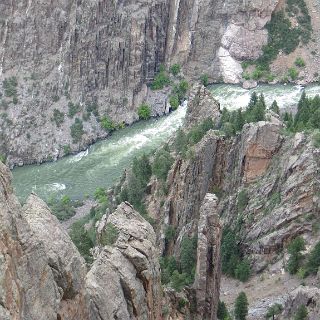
[[86, 102, 99, 117], [217, 301, 230, 320], [94, 187, 108, 205], [270, 100, 280, 115], [0, 154, 6, 163], [68, 102, 80, 118], [288, 67, 299, 80], [52, 109, 64, 127], [287, 236, 305, 274], [237, 190, 249, 213], [312, 130, 320, 148], [294, 305, 308, 320], [101, 116, 116, 131], [306, 241, 320, 274], [48, 195, 83, 221], [170, 64, 181, 76], [151, 67, 170, 90], [152, 148, 174, 181], [138, 104, 151, 120], [265, 303, 283, 319], [200, 74, 209, 87], [295, 57, 306, 68], [100, 223, 119, 246], [235, 260, 251, 282], [70, 118, 84, 143], [234, 292, 249, 320], [165, 225, 176, 241], [63, 144, 71, 155], [3, 77, 18, 97], [169, 95, 180, 110]]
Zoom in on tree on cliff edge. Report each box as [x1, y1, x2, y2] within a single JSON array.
[[235, 292, 249, 320]]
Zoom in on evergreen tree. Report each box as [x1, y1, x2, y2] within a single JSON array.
[[287, 236, 305, 274], [294, 305, 308, 320], [217, 301, 229, 320], [234, 292, 249, 320], [270, 100, 280, 115], [307, 241, 320, 274]]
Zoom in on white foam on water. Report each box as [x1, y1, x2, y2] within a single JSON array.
[[68, 149, 89, 163], [44, 183, 66, 192]]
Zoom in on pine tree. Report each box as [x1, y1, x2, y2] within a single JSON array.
[[270, 100, 280, 115], [234, 292, 249, 320]]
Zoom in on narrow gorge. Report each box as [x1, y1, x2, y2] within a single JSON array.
[[1, 0, 320, 319]]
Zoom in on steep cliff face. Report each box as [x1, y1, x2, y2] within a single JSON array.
[[0, 0, 285, 166], [0, 161, 170, 319]]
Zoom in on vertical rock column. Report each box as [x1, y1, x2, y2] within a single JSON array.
[[194, 193, 222, 320]]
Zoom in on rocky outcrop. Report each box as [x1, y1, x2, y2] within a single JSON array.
[[194, 194, 222, 320], [0, 160, 164, 319], [0, 0, 286, 166], [86, 202, 162, 320]]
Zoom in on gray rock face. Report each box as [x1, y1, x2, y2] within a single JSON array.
[[23, 194, 87, 301], [86, 202, 162, 320], [0, 0, 281, 166], [194, 194, 222, 320]]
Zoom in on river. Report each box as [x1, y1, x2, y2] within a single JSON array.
[[12, 84, 320, 202]]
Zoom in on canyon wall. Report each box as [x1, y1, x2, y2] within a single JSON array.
[[0, 0, 282, 166]]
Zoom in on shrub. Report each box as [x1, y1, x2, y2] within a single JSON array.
[[237, 190, 249, 213], [217, 301, 230, 320], [68, 102, 80, 118], [86, 102, 99, 117], [101, 116, 116, 131], [200, 74, 209, 87], [100, 223, 119, 246], [295, 57, 306, 68], [151, 67, 170, 90], [170, 64, 181, 76], [312, 130, 320, 148], [235, 260, 251, 282], [0, 154, 6, 163], [178, 298, 187, 311], [270, 100, 280, 115], [180, 236, 197, 281], [48, 195, 82, 221], [165, 226, 176, 241], [288, 67, 299, 80], [234, 292, 249, 320], [306, 241, 320, 274], [52, 109, 64, 127], [94, 187, 108, 205], [265, 303, 283, 319], [287, 236, 305, 274], [294, 305, 308, 320], [169, 95, 180, 110], [138, 104, 151, 120], [3, 77, 18, 97], [70, 118, 84, 143], [152, 148, 174, 181], [63, 144, 71, 155]]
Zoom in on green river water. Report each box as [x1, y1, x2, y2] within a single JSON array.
[[12, 84, 320, 202]]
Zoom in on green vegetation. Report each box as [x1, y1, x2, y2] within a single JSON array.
[[70, 118, 84, 143], [3, 77, 18, 97], [243, 0, 312, 77], [170, 64, 181, 76], [0, 154, 6, 163], [295, 57, 306, 68], [152, 147, 174, 181], [287, 236, 305, 274], [63, 144, 71, 155], [94, 187, 108, 205], [52, 109, 64, 127], [48, 195, 83, 221], [270, 100, 280, 115], [151, 65, 171, 90], [100, 223, 119, 246], [306, 241, 320, 274], [160, 235, 197, 291], [69, 215, 95, 263], [219, 93, 266, 137], [217, 301, 230, 320], [101, 116, 116, 131], [68, 102, 80, 118], [283, 92, 320, 133], [237, 190, 249, 213], [288, 67, 299, 80], [234, 292, 249, 320], [312, 130, 320, 148], [221, 227, 251, 282], [119, 153, 152, 215], [169, 95, 180, 110], [86, 102, 99, 117], [165, 225, 176, 241], [138, 104, 151, 120], [265, 303, 283, 319], [294, 305, 308, 320], [200, 74, 209, 87]]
